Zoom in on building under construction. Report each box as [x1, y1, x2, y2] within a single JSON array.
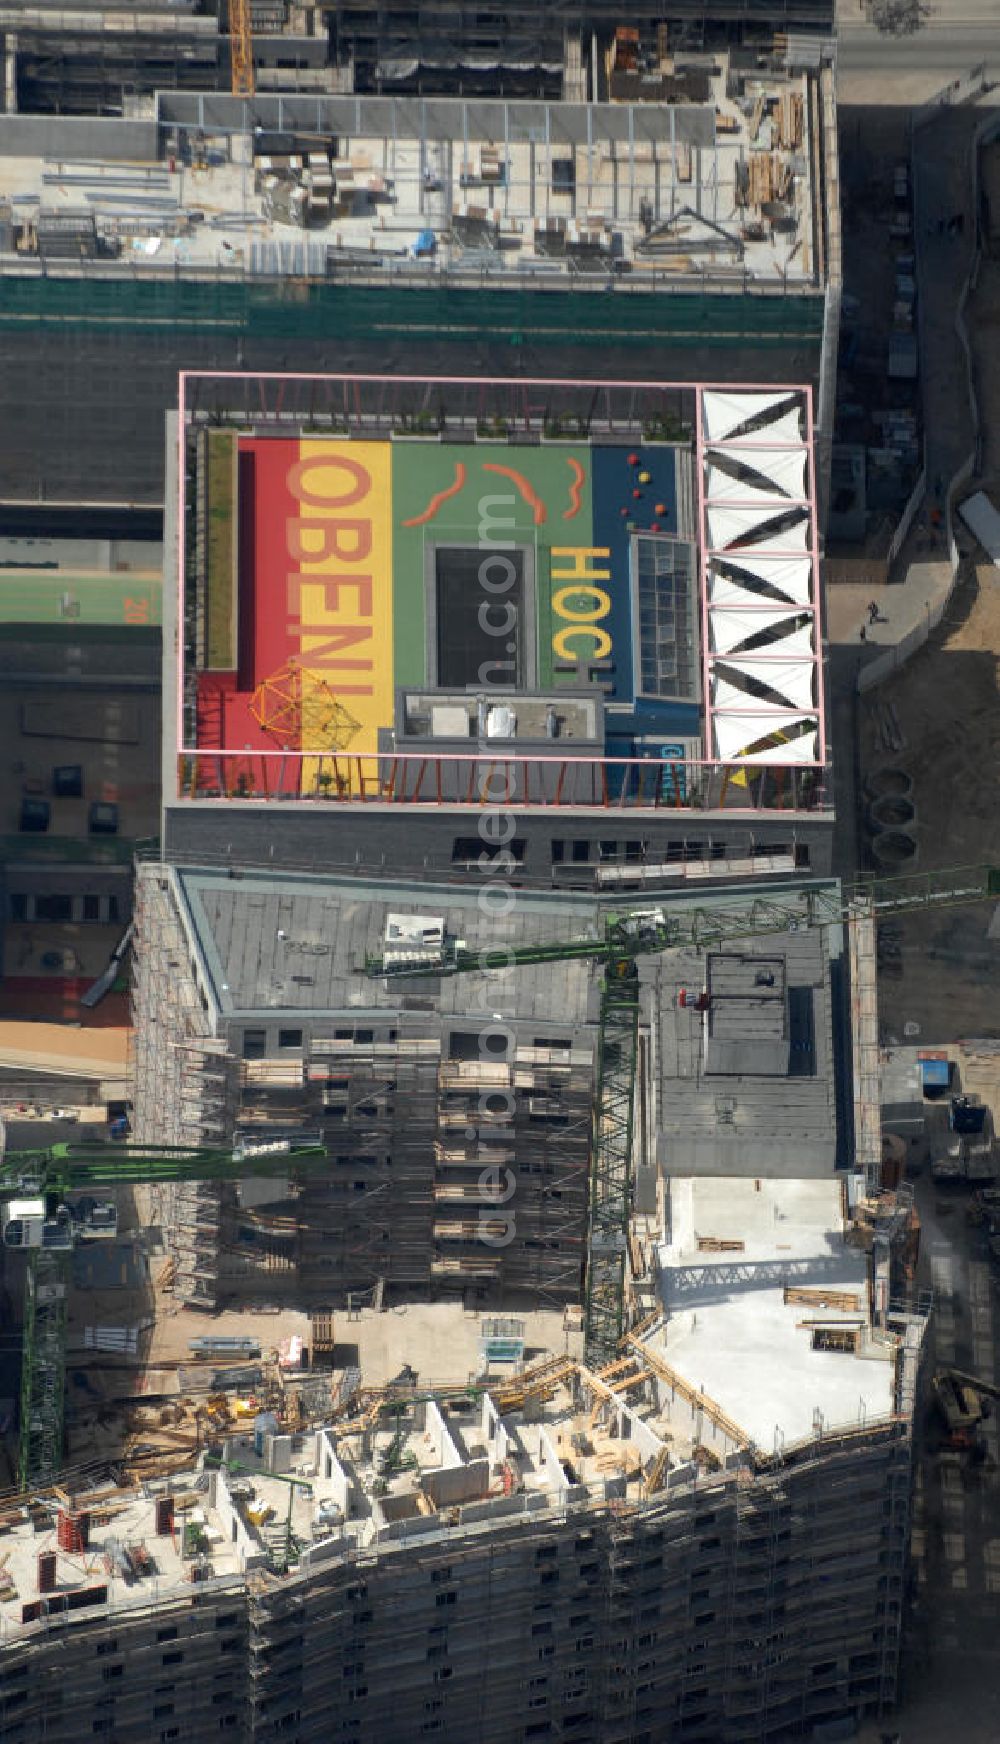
[[131, 861, 846, 1313], [0, 40, 840, 510], [0, 1222, 926, 1744], [4, 2, 836, 116]]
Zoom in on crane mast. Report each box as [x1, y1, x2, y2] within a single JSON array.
[[228, 0, 255, 98], [4, 1138, 326, 1491]]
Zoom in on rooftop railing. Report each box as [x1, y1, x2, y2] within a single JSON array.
[[175, 749, 831, 814]]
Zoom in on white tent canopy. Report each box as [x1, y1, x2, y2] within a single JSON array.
[[708, 555, 812, 606], [713, 711, 819, 763], [705, 447, 807, 500], [706, 504, 810, 553], [714, 658, 817, 711], [702, 390, 801, 443], [708, 605, 800, 655]]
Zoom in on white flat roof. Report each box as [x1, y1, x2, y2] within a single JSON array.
[[654, 1176, 896, 1450]]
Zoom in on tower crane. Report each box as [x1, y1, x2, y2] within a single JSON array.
[[228, 0, 255, 98], [364, 865, 1000, 1368], [1, 1136, 326, 1491]]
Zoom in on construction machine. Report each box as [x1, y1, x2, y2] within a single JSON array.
[[0, 1134, 327, 1491], [364, 865, 1000, 1370], [932, 1367, 1000, 1456]]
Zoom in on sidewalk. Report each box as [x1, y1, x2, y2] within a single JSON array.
[[827, 102, 988, 668]]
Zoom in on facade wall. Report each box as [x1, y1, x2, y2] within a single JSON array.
[[0, 1427, 908, 1744], [162, 806, 835, 888], [131, 867, 593, 1312], [0, 291, 827, 509]]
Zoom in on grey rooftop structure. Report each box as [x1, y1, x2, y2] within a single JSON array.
[[166, 864, 845, 1179]]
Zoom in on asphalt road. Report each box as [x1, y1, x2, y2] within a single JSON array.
[[837, 2, 999, 81]]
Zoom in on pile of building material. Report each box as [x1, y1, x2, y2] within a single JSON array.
[[257, 150, 334, 228]]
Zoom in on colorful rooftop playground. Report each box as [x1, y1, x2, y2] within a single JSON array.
[[178, 373, 828, 814]]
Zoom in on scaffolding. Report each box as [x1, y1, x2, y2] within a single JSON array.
[[849, 902, 882, 1194], [130, 869, 238, 1307]]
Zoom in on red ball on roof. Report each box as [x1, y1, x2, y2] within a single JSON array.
[[632, 488, 642, 499], [627, 452, 639, 467], [655, 502, 666, 515]]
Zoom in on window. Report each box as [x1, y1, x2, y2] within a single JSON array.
[[452, 836, 525, 865], [157, 1627, 178, 1644], [96, 1641, 119, 1658], [571, 840, 590, 863], [278, 1028, 303, 1050], [36, 895, 72, 923], [242, 1029, 266, 1061], [162, 1651, 184, 1667], [102, 1666, 123, 1682], [551, 840, 565, 864], [633, 534, 700, 701], [9, 894, 27, 922], [83, 895, 100, 922]]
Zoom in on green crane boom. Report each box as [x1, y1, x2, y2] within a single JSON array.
[[0, 1140, 326, 1198], [365, 865, 1000, 981], [363, 864, 1000, 1367], [6, 1139, 327, 1493]]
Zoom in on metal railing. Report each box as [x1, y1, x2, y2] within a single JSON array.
[[176, 749, 831, 814]]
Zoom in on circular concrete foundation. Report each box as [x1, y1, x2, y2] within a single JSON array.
[[870, 794, 916, 831], [871, 829, 918, 871], [865, 766, 913, 802]]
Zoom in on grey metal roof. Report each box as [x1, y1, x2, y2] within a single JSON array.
[[173, 866, 842, 1173], [644, 917, 838, 1176], [176, 867, 603, 1031]]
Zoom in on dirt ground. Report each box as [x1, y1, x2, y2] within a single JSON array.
[[859, 561, 1000, 1043]]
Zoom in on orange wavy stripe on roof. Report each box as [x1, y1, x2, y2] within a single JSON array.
[[563, 457, 585, 521], [401, 462, 468, 527], [482, 463, 547, 525]]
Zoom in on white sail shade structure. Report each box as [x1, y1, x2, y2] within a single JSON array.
[[697, 386, 822, 766]]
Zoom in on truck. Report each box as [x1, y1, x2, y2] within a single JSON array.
[[930, 1096, 995, 1184], [932, 1367, 1000, 1456]]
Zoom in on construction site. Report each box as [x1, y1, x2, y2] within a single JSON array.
[[0, 770, 953, 1739], [0, 33, 840, 508], [0, 1283, 921, 1744]]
